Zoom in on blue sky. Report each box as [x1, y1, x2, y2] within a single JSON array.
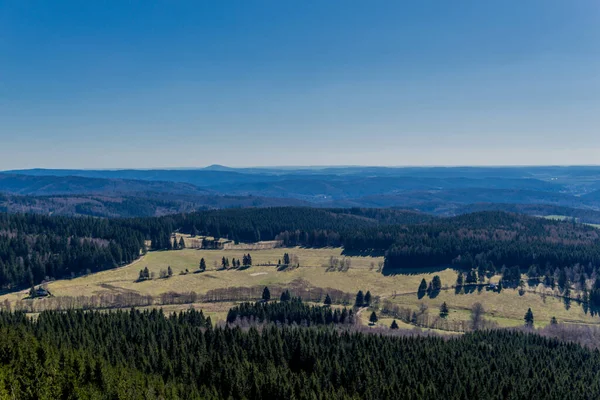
[[1, 1, 599, 169]]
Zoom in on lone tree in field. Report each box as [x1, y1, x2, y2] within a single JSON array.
[[283, 253, 290, 265], [178, 237, 185, 249], [262, 287, 271, 302], [355, 290, 365, 307], [364, 291, 372, 306], [439, 302, 449, 318], [524, 308, 534, 327], [369, 311, 378, 325], [167, 266, 173, 277], [199, 258, 206, 272], [172, 237, 178, 250], [324, 294, 332, 306], [550, 316, 558, 325], [390, 320, 399, 329]]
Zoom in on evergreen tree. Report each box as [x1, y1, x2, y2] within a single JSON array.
[[199, 258, 206, 272], [418, 279, 427, 295], [179, 237, 186, 249], [262, 286, 271, 301], [364, 291, 372, 306], [390, 320, 399, 329], [431, 275, 442, 292], [550, 316, 558, 325], [324, 294, 332, 306], [283, 253, 290, 265], [369, 311, 378, 325], [167, 266, 173, 277], [355, 290, 364, 307], [524, 308, 534, 327], [439, 302, 449, 318]]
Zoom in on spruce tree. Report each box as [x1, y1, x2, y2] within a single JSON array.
[[355, 290, 364, 307], [550, 316, 558, 325], [179, 237, 185, 249], [418, 279, 427, 294], [369, 311, 378, 325], [524, 308, 534, 327], [199, 258, 206, 272], [364, 291, 372, 306], [262, 286, 271, 301], [390, 320, 399, 329], [439, 302, 449, 318], [324, 294, 332, 306], [167, 266, 173, 277]]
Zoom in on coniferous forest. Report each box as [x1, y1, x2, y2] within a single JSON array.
[[0, 308, 598, 399], [4, 208, 600, 289]]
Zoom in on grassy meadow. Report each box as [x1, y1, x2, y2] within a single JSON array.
[[2, 245, 599, 331]]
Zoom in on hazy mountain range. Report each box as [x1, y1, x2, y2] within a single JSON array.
[[2, 166, 600, 218]]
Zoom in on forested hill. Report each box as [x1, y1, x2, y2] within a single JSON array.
[[0, 214, 146, 289], [161, 207, 434, 243], [1, 309, 600, 399], [383, 211, 600, 275], [3, 207, 600, 289]]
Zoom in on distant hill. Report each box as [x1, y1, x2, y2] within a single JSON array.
[[4, 166, 600, 214], [0, 173, 210, 196]]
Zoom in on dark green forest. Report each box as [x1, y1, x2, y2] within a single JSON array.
[[0, 309, 599, 399], [3, 208, 600, 290]]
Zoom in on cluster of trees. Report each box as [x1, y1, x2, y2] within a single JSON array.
[[1, 309, 600, 398], [226, 297, 355, 326], [354, 290, 372, 307], [418, 276, 442, 298]]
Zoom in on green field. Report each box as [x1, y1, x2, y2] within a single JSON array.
[[3, 245, 599, 331]]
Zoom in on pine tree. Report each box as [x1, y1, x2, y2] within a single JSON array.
[[440, 302, 449, 318], [355, 290, 364, 307], [172, 237, 178, 250], [167, 266, 173, 277], [550, 316, 558, 325], [199, 258, 206, 272], [324, 294, 332, 306], [390, 320, 399, 329], [369, 311, 378, 325], [179, 237, 185, 249], [262, 286, 271, 301], [364, 291, 372, 306], [283, 253, 290, 265], [524, 308, 534, 327], [431, 276, 442, 292], [418, 279, 427, 294]]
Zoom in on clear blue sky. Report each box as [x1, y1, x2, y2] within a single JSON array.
[[1, 1, 599, 169]]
